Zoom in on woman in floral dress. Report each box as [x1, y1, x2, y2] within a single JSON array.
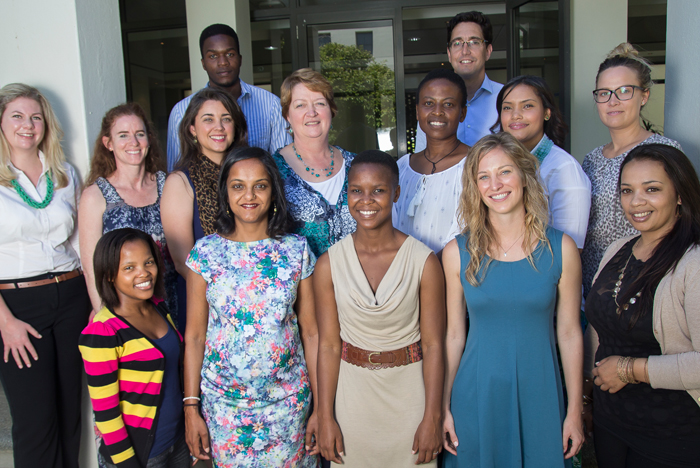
[[183, 146, 319, 467]]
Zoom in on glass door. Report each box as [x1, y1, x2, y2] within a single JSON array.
[[297, 16, 400, 157], [507, 0, 570, 146]]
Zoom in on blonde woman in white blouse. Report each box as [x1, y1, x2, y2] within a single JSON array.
[[0, 83, 91, 468], [393, 69, 470, 253]]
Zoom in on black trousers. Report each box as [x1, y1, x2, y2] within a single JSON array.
[[0, 274, 91, 468], [595, 423, 686, 468]]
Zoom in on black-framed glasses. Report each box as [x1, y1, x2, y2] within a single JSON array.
[[448, 38, 488, 51], [592, 85, 647, 103]]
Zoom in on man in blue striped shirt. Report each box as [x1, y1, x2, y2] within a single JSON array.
[[166, 23, 291, 171]]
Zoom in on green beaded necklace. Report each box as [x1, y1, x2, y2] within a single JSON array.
[[11, 172, 54, 209], [293, 144, 335, 178]]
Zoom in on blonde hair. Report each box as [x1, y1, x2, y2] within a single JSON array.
[[0, 83, 69, 188], [596, 42, 654, 91], [457, 133, 550, 286]]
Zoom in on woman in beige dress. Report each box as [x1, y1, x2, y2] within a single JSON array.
[[315, 150, 445, 466]]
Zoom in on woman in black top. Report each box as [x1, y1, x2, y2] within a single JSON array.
[[584, 144, 700, 467]]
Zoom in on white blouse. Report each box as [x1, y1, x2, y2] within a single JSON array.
[[307, 158, 345, 205], [392, 153, 465, 253], [0, 153, 81, 279], [536, 138, 592, 249]]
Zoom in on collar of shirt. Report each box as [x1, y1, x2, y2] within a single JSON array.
[[470, 73, 498, 104], [8, 151, 49, 193], [204, 79, 252, 102]]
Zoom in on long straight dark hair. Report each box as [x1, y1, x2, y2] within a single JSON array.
[[214, 146, 293, 239], [617, 144, 700, 327]]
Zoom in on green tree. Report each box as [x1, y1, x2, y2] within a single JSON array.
[[319, 42, 395, 130]]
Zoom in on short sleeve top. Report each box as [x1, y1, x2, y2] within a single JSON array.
[[186, 233, 315, 406]]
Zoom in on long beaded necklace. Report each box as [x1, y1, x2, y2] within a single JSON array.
[[293, 144, 334, 178], [423, 140, 461, 174], [613, 239, 642, 314], [11, 171, 54, 209]]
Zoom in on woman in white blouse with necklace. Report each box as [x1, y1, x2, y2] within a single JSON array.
[[492, 75, 591, 250], [0, 83, 91, 468], [393, 69, 470, 253]]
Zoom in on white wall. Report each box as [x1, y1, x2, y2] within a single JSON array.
[[0, 0, 125, 179], [665, 0, 700, 169], [185, 0, 254, 92], [569, 0, 627, 162]]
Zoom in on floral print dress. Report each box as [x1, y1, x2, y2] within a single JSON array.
[[186, 233, 318, 468]]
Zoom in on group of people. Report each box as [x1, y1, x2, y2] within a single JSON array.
[[0, 10, 698, 468]]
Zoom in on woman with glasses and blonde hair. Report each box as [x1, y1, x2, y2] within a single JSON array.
[[581, 43, 680, 302], [0, 83, 91, 468], [442, 133, 584, 467]]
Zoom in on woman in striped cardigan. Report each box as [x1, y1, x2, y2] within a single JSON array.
[[79, 228, 188, 468]]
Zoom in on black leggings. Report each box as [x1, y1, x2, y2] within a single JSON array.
[[0, 274, 90, 468], [595, 423, 687, 468]]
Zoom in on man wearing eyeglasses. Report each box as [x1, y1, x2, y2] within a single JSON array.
[[414, 11, 503, 152]]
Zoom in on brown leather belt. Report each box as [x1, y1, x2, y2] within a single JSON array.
[[341, 340, 422, 370], [0, 268, 83, 290]]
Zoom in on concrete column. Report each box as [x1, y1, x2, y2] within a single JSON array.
[[0, 0, 125, 179], [665, 0, 700, 169], [185, 0, 254, 92], [569, 0, 627, 162]]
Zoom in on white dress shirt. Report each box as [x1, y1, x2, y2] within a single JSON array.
[[536, 138, 591, 249], [0, 153, 81, 279]]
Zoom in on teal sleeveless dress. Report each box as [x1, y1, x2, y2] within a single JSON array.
[[443, 228, 572, 468]]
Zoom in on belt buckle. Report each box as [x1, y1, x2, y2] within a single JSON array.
[[55, 275, 60, 283], [368, 352, 380, 365]]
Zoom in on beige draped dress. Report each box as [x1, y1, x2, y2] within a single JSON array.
[[327, 235, 435, 467]]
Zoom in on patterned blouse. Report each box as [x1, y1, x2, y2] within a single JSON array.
[[581, 134, 681, 299], [272, 147, 356, 257], [97, 172, 178, 320]]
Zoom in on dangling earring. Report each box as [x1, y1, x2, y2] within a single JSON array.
[[330, 124, 334, 130], [193, 135, 198, 144], [227, 204, 233, 217]]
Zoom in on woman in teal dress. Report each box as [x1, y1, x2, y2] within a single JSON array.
[[441, 133, 584, 467], [183, 147, 319, 467]]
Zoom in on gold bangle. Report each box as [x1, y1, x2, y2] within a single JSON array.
[[626, 357, 639, 384], [617, 356, 630, 383]]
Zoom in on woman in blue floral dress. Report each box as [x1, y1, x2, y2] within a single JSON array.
[[273, 69, 356, 257], [184, 146, 320, 467]]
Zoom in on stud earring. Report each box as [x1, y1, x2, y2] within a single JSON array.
[[287, 127, 293, 135]]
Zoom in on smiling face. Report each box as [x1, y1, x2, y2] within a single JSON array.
[[190, 99, 235, 161], [595, 66, 649, 132], [416, 78, 466, 141], [447, 21, 492, 82], [620, 159, 679, 239], [113, 239, 158, 305], [103, 114, 149, 168], [200, 34, 241, 90], [477, 147, 525, 216], [1, 97, 45, 156], [499, 84, 550, 151], [226, 158, 273, 229], [286, 84, 332, 140], [347, 163, 399, 230]]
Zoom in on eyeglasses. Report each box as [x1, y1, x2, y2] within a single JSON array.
[[592, 85, 647, 103], [448, 38, 488, 51]]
